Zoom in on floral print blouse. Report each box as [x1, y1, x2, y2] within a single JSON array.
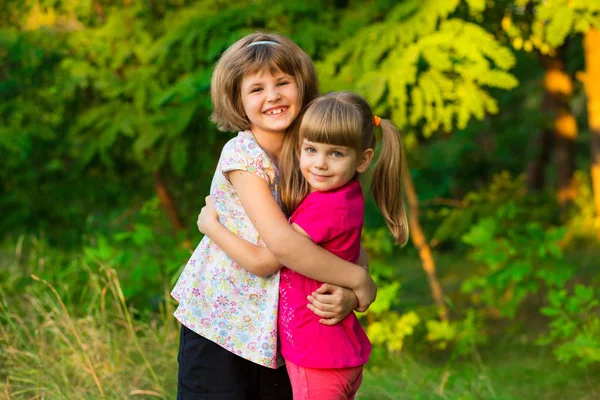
[[171, 130, 283, 368]]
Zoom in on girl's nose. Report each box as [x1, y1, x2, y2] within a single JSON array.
[[266, 86, 281, 102], [314, 155, 327, 169]]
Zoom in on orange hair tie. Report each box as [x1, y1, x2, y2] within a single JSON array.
[[373, 115, 381, 127]]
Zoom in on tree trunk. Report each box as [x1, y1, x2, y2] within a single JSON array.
[[153, 170, 184, 232], [541, 47, 578, 205], [525, 125, 553, 191], [583, 28, 600, 221], [402, 165, 449, 321]]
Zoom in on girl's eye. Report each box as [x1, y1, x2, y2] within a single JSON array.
[[305, 147, 316, 153], [251, 87, 262, 93], [332, 151, 344, 157], [278, 81, 289, 86]]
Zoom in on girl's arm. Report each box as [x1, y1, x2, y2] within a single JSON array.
[[198, 196, 363, 323], [197, 196, 281, 277], [227, 170, 376, 309]]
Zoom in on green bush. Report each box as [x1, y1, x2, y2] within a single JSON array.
[[538, 284, 600, 367]]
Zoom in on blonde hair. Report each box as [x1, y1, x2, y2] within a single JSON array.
[[210, 32, 319, 132], [280, 92, 409, 245]]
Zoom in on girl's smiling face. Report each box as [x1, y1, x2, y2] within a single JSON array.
[[240, 69, 300, 137], [299, 139, 359, 192]]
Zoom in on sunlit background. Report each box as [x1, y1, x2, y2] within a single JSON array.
[[1, 1, 599, 398]]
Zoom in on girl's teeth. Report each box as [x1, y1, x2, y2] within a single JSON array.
[[267, 108, 284, 115]]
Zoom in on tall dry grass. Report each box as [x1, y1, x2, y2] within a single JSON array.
[[0, 251, 179, 399]]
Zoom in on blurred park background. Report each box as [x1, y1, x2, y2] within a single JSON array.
[[1, 0, 600, 398]]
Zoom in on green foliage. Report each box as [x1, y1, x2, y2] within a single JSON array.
[[361, 227, 401, 315], [426, 309, 488, 358], [459, 175, 573, 318], [564, 171, 600, 244], [361, 226, 421, 355], [362, 227, 395, 258], [367, 311, 421, 353], [0, 0, 405, 240], [503, 0, 600, 53], [318, 0, 518, 138], [432, 172, 557, 246], [82, 198, 191, 309], [2, 200, 191, 313], [538, 284, 600, 367]]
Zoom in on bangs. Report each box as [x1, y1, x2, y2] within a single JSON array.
[[243, 44, 299, 79], [299, 97, 363, 150]]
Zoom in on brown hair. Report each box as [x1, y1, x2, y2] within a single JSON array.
[[210, 32, 319, 132], [280, 92, 409, 245]]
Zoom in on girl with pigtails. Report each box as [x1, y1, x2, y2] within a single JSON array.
[[199, 91, 409, 399]]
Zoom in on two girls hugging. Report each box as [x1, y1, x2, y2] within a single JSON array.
[[171, 32, 408, 400]]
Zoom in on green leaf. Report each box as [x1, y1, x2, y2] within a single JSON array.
[[170, 139, 189, 177], [541, 306, 561, 317], [133, 126, 164, 156], [546, 6, 573, 47], [368, 281, 401, 315], [462, 217, 497, 246]]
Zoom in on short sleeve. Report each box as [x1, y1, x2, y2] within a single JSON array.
[[292, 195, 347, 244], [220, 132, 276, 185]]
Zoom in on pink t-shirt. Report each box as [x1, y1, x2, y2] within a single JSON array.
[[278, 179, 372, 369]]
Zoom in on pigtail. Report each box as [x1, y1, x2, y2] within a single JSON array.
[[371, 119, 409, 246]]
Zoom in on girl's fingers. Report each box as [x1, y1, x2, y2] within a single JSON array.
[[307, 295, 342, 313], [307, 296, 331, 312], [306, 303, 335, 319], [314, 283, 332, 294], [318, 317, 342, 326], [308, 285, 352, 322], [309, 292, 335, 305], [310, 289, 343, 304]]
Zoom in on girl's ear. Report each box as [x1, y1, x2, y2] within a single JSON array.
[[356, 148, 375, 173]]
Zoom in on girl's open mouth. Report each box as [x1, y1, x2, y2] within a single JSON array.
[[264, 107, 288, 116]]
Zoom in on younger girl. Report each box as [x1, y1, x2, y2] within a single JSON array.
[[171, 33, 377, 399], [198, 91, 409, 399]]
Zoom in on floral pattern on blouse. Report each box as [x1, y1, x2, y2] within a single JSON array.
[[171, 130, 283, 368]]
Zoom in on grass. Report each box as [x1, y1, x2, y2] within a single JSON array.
[[360, 343, 600, 400], [0, 266, 178, 399], [1, 242, 599, 399]]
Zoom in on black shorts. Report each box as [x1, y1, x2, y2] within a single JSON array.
[[177, 325, 293, 400]]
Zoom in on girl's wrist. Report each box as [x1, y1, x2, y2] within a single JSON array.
[[353, 267, 370, 290], [206, 218, 221, 235]]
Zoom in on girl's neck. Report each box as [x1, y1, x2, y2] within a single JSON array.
[[251, 129, 284, 165]]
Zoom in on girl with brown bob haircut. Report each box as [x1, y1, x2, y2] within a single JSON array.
[[210, 32, 318, 133]]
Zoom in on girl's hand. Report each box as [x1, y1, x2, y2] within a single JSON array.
[[307, 284, 358, 326], [197, 196, 220, 235]]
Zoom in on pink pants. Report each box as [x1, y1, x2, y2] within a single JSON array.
[[285, 360, 364, 400]]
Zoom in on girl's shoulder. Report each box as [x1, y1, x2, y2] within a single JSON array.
[[295, 181, 363, 218], [221, 130, 264, 157], [218, 131, 277, 185]]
